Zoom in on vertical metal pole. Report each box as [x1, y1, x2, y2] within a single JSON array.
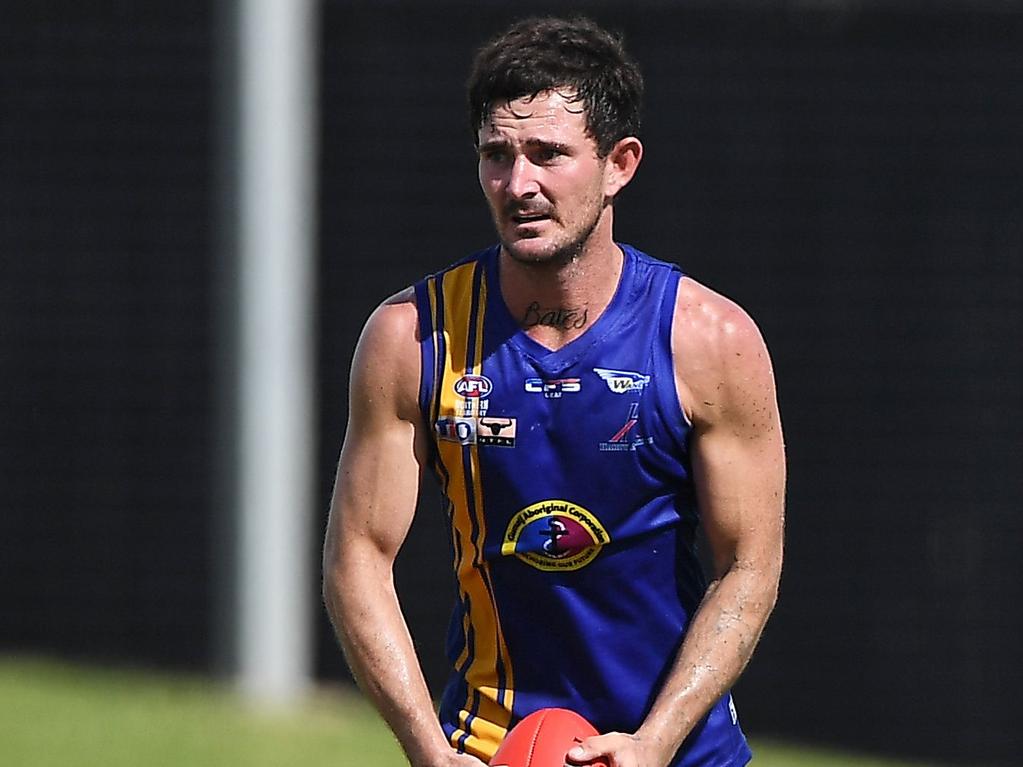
[[235, 0, 317, 703]]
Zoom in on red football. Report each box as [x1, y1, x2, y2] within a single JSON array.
[[490, 708, 608, 767]]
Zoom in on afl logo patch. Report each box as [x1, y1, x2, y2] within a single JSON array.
[[454, 374, 492, 399], [501, 500, 609, 572]]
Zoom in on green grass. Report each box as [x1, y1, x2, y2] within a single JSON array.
[[0, 657, 404, 767], [0, 657, 947, 766]]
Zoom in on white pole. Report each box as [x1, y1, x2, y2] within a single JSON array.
[[236, 0, 317, 704]]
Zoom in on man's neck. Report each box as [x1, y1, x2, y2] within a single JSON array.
[[499, 233, 624, 351]]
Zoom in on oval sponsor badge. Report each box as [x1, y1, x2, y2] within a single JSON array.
[[501, 499, 609, 572]]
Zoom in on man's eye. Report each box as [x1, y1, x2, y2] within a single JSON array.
[[483, 149, 509, 163], [535, 146, 569, 164]]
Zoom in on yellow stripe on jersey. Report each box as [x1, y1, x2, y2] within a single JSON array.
[[431, 261, 514, 758], [435, 263, 474, 680], [457, 705, 513, 761]]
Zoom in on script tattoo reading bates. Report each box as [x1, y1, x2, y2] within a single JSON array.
[[522, 301, 588, 330]]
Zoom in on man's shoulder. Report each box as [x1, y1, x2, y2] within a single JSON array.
[[672, 276, 774, 425], [674, 277, 760, 345], [352, 289, 421, 421], [372, 286, 417, 328], [357, 288, 418, 365]]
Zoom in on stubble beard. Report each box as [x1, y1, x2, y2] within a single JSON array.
[[498, 198, 607, 271]]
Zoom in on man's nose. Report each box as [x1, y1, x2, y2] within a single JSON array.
[[506, 155, 539, 199]]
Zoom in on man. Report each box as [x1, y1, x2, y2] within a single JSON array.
[[323, 16, 785, 767]]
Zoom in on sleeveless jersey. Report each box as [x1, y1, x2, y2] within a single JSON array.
[[413, 244, 752, 767]]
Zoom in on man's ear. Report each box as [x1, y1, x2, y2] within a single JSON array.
[[604, 136, 643, 198]]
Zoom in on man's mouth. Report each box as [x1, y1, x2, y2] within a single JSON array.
[[510, 212, 551, 224]]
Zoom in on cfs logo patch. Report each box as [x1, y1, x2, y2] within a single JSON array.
[[454, 374, 493, 398], [502, 500, 609, 572], [524, 378, 581, 398], [594, 367, 651, 394]]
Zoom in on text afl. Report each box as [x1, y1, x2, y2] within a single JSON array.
[[454, 374, 493, 398]]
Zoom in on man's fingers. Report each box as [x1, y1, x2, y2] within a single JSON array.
[[566, 743, 589, 761], [566, 732, 621, 763]]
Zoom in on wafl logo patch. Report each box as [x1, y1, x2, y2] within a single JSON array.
[[593, 367, 650, 393], [502, 500, 609, 572]]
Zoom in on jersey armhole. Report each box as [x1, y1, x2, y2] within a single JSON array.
[[657, 268, 694, 433], [413, 276, 440, 439]]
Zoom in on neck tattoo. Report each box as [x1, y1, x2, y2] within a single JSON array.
[[522, 301, 588, 330]]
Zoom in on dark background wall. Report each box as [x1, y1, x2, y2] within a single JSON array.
[[1, 1, 1020, 765], [0, 2, 216, 670]]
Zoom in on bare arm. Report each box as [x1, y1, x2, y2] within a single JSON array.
[[570, 278, 786, 767], [322, 291, 484, 767]]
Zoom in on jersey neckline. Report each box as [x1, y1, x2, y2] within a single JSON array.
[[483, 243, 639, 375]]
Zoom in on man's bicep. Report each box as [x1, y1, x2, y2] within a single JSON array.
[[684, 302, 785, 579], [332, 414, 421, 559], [691, 415, 785, 578], [327, 299, 423, 563]]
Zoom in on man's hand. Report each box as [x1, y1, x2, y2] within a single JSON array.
[[566, 731, 670, 767]]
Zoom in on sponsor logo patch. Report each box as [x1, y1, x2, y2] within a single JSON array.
[[524, 377, 581, 398], [594, 367, 651, 394], [454, 374, 493, 399], [436, 416, 516, 447], [435, 416, 476, 445], [502, 499, 609, 572], [478, 416, 516, 447], [599, 403, 654, 452]]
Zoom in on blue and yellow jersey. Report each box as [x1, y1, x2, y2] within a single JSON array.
[[413, 244, 752, 767]]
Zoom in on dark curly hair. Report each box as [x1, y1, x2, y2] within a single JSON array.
[[467, 16, 643, 157]]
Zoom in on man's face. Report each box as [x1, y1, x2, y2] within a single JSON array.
[[477, 90, 611, 265]]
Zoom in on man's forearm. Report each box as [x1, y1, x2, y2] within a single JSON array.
[[636, 563, 779, 762], [323, 558, 450, 767]]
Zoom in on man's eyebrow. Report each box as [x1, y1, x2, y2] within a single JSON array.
[[477, 138, 510, 154], [524, 138, 572, 153], [477, 138, 572, 154]]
